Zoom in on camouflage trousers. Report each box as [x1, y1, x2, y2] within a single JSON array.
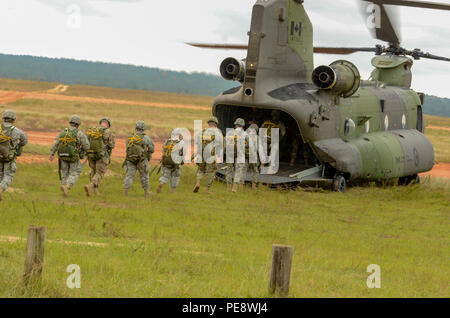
[[159, 165, 181, 189], [248, 163, 260, 185], [225, 162, 248, 185], [196, 163, 217, 189], [0, 160, 17, 190], [60, 160, 82, 189], [123, 159, 150, 190], [89, 157, 110, 187]]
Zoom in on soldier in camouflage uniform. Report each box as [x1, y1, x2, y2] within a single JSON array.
[[84, 117, 116, 196], [193, 116, 222, 195], [123, 121, 155, 197], [49, 115, 90, 197], [247, 123, 260, 190], [225, 118, 249, 193], [0, 110, 28, 201], [156, 128, 184, 194]]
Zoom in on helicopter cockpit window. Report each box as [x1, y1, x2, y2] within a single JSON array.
[[344, 118, 355, 136]]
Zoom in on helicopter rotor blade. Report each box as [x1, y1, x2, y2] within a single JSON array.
[[360, 0, 401, 45], [371, 0, 450, 11], [187, 43, 381, 55]]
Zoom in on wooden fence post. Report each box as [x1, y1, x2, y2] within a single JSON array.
[[269, 244, 293, 297], [23, 225, 46, 284]]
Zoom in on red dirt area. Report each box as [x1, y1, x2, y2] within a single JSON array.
[[421, 163, 450, 179], [426, 126, 450, 132], [0, 91, 27, 104]]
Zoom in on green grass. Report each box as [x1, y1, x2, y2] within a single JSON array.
[[425, 115, 450, 128], [0, 163, 448, 298], [61, 84, 214, 107], [425, 128, 450, 163], [0, 78, 57, 92], [4, 99, 210, 139]]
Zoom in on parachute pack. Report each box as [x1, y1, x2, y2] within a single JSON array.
[[86, 127, 106, 161], [162, 139, 182, 167], [0, 125, 14, 162], [261, 120, 279, 139], [126, 132, 146, 164], [57, 128, 79, 162]]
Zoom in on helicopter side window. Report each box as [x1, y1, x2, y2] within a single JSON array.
[[417, 106, 424, 132], [344, 118, 355, 136]]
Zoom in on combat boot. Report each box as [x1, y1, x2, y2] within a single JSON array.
[[193, 180, 201, 193], [252, 183, 258, 190], [0, 188, 4, 201], [232, 183, 239, 193], [124, 189, 129, 196], [156, 183, 164, 194], [227, 183, 232, 191], [84, 184, 94, 197], [144, 189, 153, 197], [60, 185, 70, 198], [93, 187, 100, 196]]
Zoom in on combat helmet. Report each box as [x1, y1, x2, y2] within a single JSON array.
[[234, 118, 245, 127], [207, 116, 219, 126], [99, 117, 111, 127], [69, 115, 82, 126], [136, 120, 146, 130], [248, 123, 259, 131], [2, 110, 16, 121]]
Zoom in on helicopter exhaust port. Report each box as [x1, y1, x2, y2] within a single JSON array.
[[220, 57, 246, 82], [312, 60, 361, 98]]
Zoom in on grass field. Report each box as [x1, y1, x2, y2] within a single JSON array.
[[0, 163, 449, 298], [0, 77, 449, 298]]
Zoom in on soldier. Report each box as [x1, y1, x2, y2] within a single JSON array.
[[247, 123, 260, 189], [225, 118, 249, 193], [193, 116, 222, 194], [0, 110, 28, 201], [156, 128, 184, 194], [49, 115, 90, 197], [261, 110, 286, 173], [84, 117, 116, 196], [123, 120, 155, 197]]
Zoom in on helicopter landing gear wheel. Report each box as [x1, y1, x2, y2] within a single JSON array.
[[399, 174, 420, 186], [332, 175, 346, 193]]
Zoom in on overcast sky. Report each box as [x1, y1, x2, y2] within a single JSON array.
[[0, 0, 449, 97]]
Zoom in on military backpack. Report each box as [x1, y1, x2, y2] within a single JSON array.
[[57, 128, 79, 162], [0, 125, 15, 162], [86, 127, 106, 161], [162, 139, 182, 167], [126, 132, 146, 164]]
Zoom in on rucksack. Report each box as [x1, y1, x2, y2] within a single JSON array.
[[226, 132, 248, 160], [200, 128, 217, 158], [86, 127, 106, 161], [57, 128, 79, 162], [162, 139, 181, 167], [126, 132, 146, 164], [261, 120, 279, 139], [0, 125, 15, 162]]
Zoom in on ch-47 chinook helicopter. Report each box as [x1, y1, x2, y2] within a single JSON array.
[[188, 0, 450, 192]]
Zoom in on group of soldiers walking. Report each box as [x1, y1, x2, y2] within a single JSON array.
[[0, 108, 291, 200]]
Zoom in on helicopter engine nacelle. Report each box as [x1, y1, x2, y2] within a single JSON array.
[[220, 57, 246, 82], [312, 60, 361, 98]]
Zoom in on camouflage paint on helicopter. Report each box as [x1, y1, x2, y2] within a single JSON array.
[[193, 0, 446, 190]]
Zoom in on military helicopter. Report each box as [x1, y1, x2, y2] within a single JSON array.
[[188, 0, 450, 192]]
